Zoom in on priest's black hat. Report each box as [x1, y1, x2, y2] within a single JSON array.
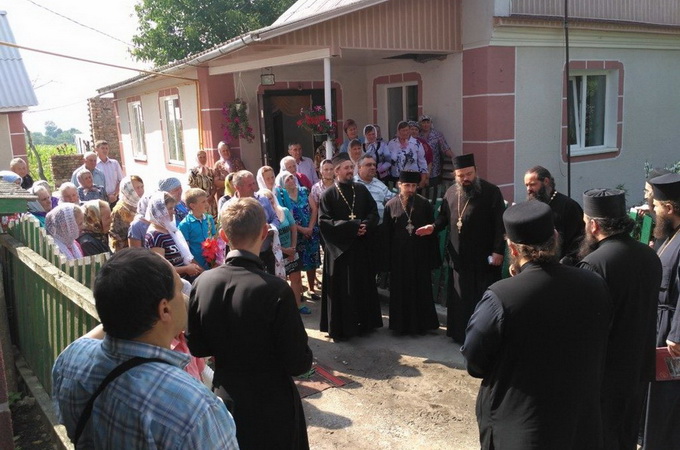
[[453, 154, 475, 170], [649, 173, 680, 202], [647, 168, 672, 182], [332, 152, 351, 166], [583, 188, 627, 218], [503, 201, 554, 245], [399, 171, 421, 184]]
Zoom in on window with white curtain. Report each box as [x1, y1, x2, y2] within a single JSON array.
[[161, 95, 184, 163], [128, 101, 147, 159]]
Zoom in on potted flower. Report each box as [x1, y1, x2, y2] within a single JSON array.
[[223, 99, 255, 144], [297, 106, 337, 139]]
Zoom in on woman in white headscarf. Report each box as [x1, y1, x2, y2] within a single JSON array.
[[45, 203, 84, 260], [127, 192, 153, 248], [256, 166, 276, 192], [144, 191, 203, 280], [109, 175, 144, 251]]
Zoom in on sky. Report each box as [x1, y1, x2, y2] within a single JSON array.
[[2, 0, 147, 134]]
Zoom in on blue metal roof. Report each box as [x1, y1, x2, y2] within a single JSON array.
[[0, 11, 38, 112]]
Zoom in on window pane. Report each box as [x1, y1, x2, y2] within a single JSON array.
[[131, 104, 146, 157], [567, 77, 582, 146], [406, 85, 418, 121], [584, 75, 606, 147], [164, 98, 184, 161], [387, 87, 403, 139]]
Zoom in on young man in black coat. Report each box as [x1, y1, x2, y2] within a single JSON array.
[[187, 197, 313, 450], [577, 188, 662, 450], [462, 201, 612, 450]]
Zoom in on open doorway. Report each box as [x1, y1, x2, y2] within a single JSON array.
[[261, 89, 336, 172]]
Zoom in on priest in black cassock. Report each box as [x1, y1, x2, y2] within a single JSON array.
[[416, 154, 505, 343], [319, 152, 383, 341], [643, 172, 680, 450], [383, 171, 440, 335]]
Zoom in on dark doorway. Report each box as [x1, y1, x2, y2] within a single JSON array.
[[260, 89, 336, 172]]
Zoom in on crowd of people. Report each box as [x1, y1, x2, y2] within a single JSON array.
[[4, 115, 678, 449]]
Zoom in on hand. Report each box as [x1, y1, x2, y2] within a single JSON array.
[[287, 251, 296, 262], [668, 340, 680, 357], [107, 193, 117, 203], [415, 224, 434, 236], [191, 263, 204, 277], [357, 224, 367, 236], [489, 253, 504, 266]]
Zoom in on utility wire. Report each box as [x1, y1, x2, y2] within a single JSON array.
[[19, 0, 135, 48]]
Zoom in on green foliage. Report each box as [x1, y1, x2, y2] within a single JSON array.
[[29, 121, 81, 146], [131, 0, 296, 66], [27, 144, 77, 188]]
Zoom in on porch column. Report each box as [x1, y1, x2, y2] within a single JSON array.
[[324, 57, 333, 160]]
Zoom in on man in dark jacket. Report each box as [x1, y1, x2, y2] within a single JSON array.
[[462, 201, 611, 450], [187, 197, 313, 450], [577, 188, 662, 450]]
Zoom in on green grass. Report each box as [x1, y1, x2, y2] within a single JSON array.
[[27, 144, 77, 189]]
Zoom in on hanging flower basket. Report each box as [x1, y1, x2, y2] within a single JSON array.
[[222, 99, 255, 144], [297, 106, 337, 140]]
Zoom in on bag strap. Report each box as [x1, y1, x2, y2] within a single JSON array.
[[73, 356, 169, 446]]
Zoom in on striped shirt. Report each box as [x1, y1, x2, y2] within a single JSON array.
[[52, 336, 238, 449]]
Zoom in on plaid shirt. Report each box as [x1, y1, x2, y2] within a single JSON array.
[[421, 128, 451, 178], [52, 336, 238, 449]]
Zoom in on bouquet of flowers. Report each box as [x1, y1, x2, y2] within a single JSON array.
[[201, 237, 226, 268], [297, 105, 336, 139], [223, 99, 255, 144]]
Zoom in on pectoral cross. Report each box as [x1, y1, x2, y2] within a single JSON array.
[[348, 213, 357, 220], [406, 221, 414, 235], [457, 218, 463, 233]]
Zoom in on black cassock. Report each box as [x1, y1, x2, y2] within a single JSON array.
[[550, 191, 585, 264], [319, 181, 383, 340], [383, 194, 440, 334]]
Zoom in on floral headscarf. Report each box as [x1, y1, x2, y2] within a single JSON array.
[[45, 203, 83, 260], [134, 192, 153, 223], [256, 166, 275, 191], [145, 191, 193, 265], [81, 200, 105, 234], [119, 176, 141, 208]]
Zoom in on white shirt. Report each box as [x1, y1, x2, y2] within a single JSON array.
[[96, 157, 124, 197]]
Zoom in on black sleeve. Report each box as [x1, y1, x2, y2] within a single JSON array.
[[460, 290, 505, 378], [491, 188, 506, 255], [433, 197, 450, 232], [273, 285, 314, 375], [186, 284, 212, 357], [562, 201, 585, 262]]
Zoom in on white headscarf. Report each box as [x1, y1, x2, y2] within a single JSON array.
[[145, 191, 193, 265], [45, 203, 83, 260], [256, 166, 274, 191], [134, 192, 153, 222], [119, 176, 141, 209]]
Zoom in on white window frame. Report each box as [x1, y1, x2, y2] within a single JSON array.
[[568, 70, 619, 156], [128, 101, 147, 160], [377, 82, 419, 140], [160, 94, 185, 164]]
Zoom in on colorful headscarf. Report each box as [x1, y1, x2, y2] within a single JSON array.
[[119, 176, 141, 209], [145, 191, 193, 265], [45, 203, 83, 260], [158, 177, 181, 192], [81, 200, 105, 234]]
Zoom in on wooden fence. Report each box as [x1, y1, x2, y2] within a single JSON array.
[[1, 215, 104, 394]]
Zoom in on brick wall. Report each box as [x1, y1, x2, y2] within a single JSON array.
[[51, 154, 83, 187], [88, 97, 120, 160]]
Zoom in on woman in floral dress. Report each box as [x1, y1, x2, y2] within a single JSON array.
[[188, 150, 217, 217]]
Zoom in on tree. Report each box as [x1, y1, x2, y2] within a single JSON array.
[[131, 0, 296, 66]]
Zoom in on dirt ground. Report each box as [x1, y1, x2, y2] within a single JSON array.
[[299, 289, 481, 450]]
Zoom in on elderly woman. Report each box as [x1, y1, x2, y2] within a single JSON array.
[[213, 141, 245, 200], [109, 175, 144, 251], [58, 182, 79, 204], [77, 200, 112, 256], [45, 203, 84, 260], [256, 166, 276, 192], [144, 191, 203, 281], [159, 177, 189, 224], [188, 149, 217, 217], [278, 156, 312, 190], [276, 170, 321, 301], [27, 185, 53, 227], [127, 192, 152, 248]]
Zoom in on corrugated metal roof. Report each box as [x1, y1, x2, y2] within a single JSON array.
[[0, 11, 38, 111], [273, 0, 377, 26]]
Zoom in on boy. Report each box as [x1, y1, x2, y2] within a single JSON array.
[[179, 188, 217, 269]]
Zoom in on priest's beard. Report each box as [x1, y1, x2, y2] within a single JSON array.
[[577, 228, 600, 260], [654, 211, 678, 240], [456, 177, 482, 200], [528, 184, 551, 203]]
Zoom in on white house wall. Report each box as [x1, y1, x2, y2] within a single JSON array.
[[514, 44, 680, 205]]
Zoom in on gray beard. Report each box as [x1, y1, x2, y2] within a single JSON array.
[[456, 177, 482, 200]]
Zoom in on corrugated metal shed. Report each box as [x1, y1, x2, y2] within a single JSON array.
[[0, 11, 38, 112]]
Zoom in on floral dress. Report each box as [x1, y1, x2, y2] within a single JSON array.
[[276, 186, 320, 272], [188, 166, 217, 217], [109, 202, 136, 252]]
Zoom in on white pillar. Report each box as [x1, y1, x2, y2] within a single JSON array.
[[324, 57, 333, 160]]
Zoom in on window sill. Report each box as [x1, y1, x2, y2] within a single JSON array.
[[569, 146, 619, 157], [133, 155, 148, 163]]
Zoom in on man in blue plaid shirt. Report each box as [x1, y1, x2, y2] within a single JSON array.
[[52, 248, 238, 449]]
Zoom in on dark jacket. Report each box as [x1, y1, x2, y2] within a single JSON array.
[[187, 250, 313, 450]]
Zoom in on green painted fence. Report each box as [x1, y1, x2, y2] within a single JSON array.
[[1, 215, 104, 394]]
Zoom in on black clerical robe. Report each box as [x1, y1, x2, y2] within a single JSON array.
[[644, 226, 680, 450], [433, 179, 505, 343], [462, 262, 611, 450], [319, 181, 383, 340], [550, 191, 585, 264], [383, 194, 440, 334], [578, 233, 662, 450]]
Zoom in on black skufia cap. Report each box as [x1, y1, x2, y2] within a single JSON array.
[[453, 154, 475, 170], [650, 173, 680, 202], [583, 188, 627, 218], [503, 201, 554, 245], [332, 152, 351, 166], [399, 171, 421, 184]]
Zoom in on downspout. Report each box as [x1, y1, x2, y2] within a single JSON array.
[[564, 0, 571, 197]]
